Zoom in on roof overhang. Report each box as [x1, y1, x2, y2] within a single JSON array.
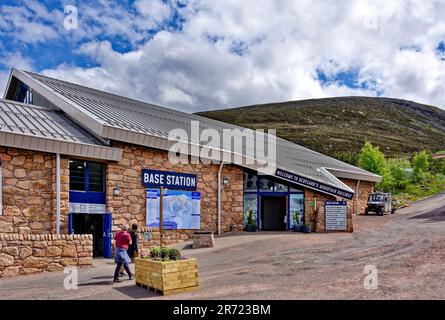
[[324, 167, 382, 183], [0, 131, 122, 161]]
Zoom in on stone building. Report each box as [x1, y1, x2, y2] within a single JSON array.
[[0, 68, 381, 266]]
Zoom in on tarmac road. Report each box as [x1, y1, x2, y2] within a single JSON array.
[[1, 192, 445, 300]]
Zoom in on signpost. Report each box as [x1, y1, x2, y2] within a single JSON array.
[[325, 201, 347, 231], [159, 186, 164, 248]]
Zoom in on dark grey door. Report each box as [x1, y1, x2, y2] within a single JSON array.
[[261, 196, 287, 231]]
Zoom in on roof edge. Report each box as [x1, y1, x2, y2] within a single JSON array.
[[8, 69, 107, 138], [0, 131, 122, 161], [325, 167, 382, 183]]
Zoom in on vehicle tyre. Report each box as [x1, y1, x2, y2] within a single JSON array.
[[391, 209, 396, 214], [365, 208, 368, 215]]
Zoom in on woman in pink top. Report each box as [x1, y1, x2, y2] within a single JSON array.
[[113, 224, 134, 283]]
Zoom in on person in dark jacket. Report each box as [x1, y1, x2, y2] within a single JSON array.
[[127, 223, 139, 259]]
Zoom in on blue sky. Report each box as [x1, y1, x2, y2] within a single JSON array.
[[1, 0, 445, 112]]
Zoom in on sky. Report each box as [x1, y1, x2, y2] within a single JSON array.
[[1, 0, 445, 112]]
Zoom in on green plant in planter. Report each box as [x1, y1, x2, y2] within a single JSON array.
[[148, 246, 182, 261], [246, 209, 257, 231], [150, 246, 161, 259], [168, 248, 181, 261], [247, 210, 254, 225], [160, 247, 170, 260]]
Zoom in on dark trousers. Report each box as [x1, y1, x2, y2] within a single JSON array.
[[114, 262, 132, 280]]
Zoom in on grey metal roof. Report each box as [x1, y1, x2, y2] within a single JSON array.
[[0, 99, 122, 161], [4, 68, 382, 198]]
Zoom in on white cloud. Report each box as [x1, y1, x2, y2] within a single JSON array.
[[0, 52, 34, 98], [4, 0, 445, 111], [0, 0, 63, 44]]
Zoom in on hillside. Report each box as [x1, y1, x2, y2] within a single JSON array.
[[196, 97, 445, 159]]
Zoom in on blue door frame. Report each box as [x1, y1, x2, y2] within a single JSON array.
[[68, 160, 110, 258], [103, 213, 112, 258], [244, 174, 305, 231]]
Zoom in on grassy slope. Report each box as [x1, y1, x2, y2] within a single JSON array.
[[197, 96, 445, 158]]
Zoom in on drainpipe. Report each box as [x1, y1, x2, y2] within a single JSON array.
[[217, 161, 224, 235], [56, 153, 61, 234], [355, 180, 361, 215], [0, 154, 3, 216]]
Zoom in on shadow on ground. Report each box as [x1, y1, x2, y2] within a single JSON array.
[[409, 205, 445, 222], [79, 280, 113, 286], [112, 284, 161, 299]]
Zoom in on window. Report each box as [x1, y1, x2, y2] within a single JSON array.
[[259, 178, 274, 191], [274, 182, 288, 192], [88, 162, 105, 192], [69, 160, 105, 192], [290, 186, 304, 192], [69, 160, 86, 191], [243, 173, 258, 192]]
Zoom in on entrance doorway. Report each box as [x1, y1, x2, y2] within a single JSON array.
[[261, 196, 287, 231], [72, 213, 104, 257]]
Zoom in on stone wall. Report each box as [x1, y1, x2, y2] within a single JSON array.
[[304, 189, 353, 233], [341, 179, 375, 215], [0, 233, 93, 278], [0, 147, 70, 234], [106, 142, 244, 245]]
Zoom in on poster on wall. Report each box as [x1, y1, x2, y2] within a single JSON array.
[[146, 189, 201, 230], [289, 193, 304, 228], [325, 201, 347, 231], [243, 194, 258, 227]]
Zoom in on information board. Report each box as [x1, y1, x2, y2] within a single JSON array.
[[146, 189, 201, 230], [325, 201, 347, 231]]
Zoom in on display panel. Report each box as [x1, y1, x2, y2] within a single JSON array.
[[146, 189, 201, 230], [243, 193, 258, 227], [289, 193, 304, 228]]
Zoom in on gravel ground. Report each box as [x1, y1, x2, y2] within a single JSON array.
[[1, 192, 444, 300]]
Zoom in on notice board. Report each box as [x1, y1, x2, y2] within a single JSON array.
[[146, 189, 201, 230], [325, 201, 347, 231]]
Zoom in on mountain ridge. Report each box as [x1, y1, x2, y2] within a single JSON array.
[[196, 96, 445, 158]]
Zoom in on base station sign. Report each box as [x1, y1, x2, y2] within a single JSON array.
[[325, 201, 347, 231]]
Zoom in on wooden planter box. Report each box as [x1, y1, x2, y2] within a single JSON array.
[[134, 257, 199, 296]]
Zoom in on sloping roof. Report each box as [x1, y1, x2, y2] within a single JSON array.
[[0, 99, 122, 161], [4, 68, 382, 199]]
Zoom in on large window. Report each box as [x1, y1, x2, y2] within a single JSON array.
[[88, 162, 105, 192], [69, 160, 105, 193], [69, 160, 86, 191]]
